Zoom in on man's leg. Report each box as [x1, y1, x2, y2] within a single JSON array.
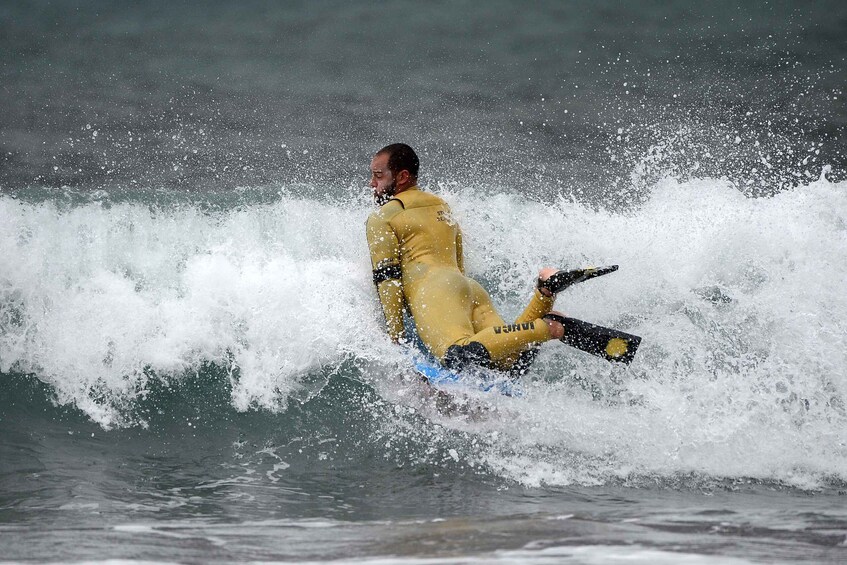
[[413, 270, 562, 372], [439, 278, 552, 371], [409, 270, 477, 360], [463, 271, 564, 373], [500, 277, 559, 373]]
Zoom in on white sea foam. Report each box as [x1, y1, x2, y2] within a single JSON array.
[[455, 173, 847, 488], [1, 173, 846, 486], [0, 194, 389, 423]]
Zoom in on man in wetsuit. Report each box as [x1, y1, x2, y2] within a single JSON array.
[[365, 143, 566, 374]]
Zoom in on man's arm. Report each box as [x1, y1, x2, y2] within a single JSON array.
[[455, 227, 465, 274], [365, 210, 405, 342]]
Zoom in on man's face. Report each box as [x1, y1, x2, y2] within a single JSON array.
[[369, 152, 395, 205]]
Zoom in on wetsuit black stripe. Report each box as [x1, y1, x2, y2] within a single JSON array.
[[373, 264, 402, 284]]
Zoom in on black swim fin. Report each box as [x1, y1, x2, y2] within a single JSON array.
[[543, 313, 641, 364], [538, 265, 619, 295]]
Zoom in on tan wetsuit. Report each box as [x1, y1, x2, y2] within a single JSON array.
[[366, 186, 553, 371]]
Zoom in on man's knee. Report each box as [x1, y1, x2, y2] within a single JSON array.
[[442, 341, 492, 371]]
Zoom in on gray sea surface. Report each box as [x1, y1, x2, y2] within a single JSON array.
[[3, 0, 845, 197]]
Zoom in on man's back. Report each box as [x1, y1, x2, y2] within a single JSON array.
[[366, 187, 464, 287]]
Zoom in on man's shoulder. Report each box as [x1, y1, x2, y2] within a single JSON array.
[[367, 199, 406, 224], [396, 187, 448, 209]]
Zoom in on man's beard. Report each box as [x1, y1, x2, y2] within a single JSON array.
[[374, 180, 396, 206]]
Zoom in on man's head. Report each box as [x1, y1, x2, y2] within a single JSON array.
[[370, 143, 419, 205]]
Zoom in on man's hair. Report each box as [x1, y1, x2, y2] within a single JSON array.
[[377, 143, 419, 178]]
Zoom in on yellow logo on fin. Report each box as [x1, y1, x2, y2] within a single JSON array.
[[605, 338, 628, 358]]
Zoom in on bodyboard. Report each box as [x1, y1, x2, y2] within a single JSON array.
[[412, 356, 523, 397]]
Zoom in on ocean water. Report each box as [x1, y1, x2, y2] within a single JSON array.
[[2, 1, 847, 563]]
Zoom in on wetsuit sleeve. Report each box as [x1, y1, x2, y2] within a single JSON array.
[[455, 227, 465, 274], [365, 212, 405, 341]]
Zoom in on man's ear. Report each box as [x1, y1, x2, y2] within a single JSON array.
[[396, 170, 410, 185]]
